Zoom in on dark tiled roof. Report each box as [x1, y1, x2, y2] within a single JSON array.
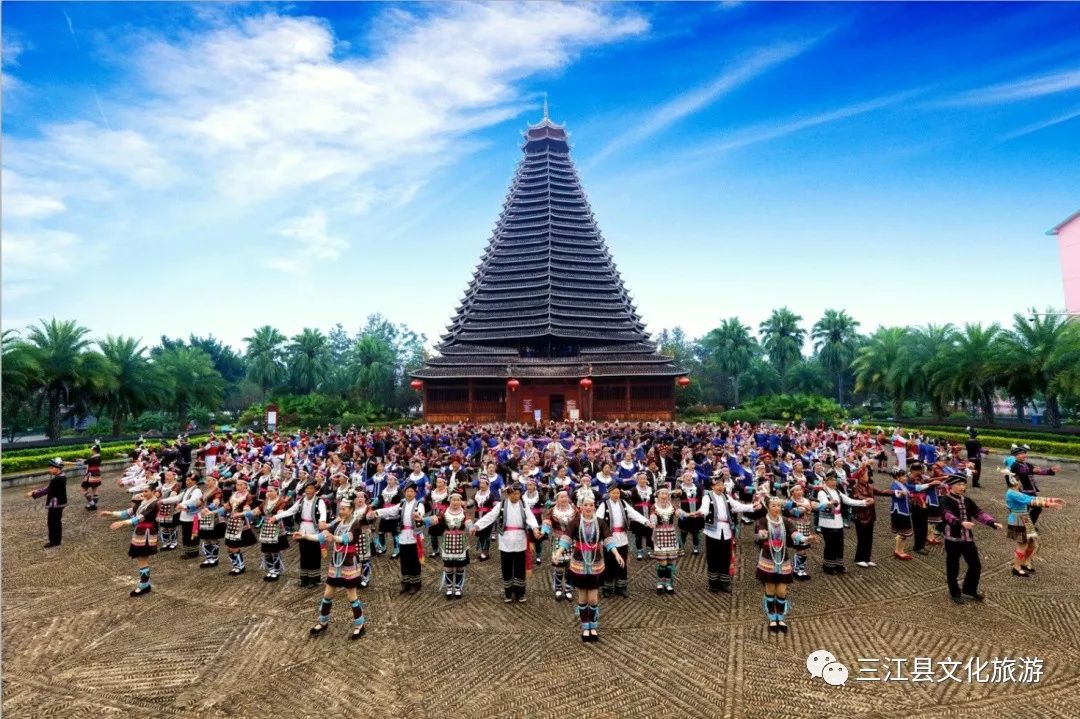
[[415, 115, 685, 382]]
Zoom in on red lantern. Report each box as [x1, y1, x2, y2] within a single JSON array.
[[409, 379, 423, 391], [579, 377, 593, 390], [507, 378, 520, 392], [676, 376, 691, 388]]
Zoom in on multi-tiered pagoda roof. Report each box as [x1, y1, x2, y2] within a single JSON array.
[[413, 111, 683, 381]]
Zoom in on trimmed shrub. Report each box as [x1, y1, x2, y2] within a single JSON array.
[[716, 409, 761, 424]]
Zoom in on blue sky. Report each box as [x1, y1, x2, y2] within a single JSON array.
[[3, 1, 1078, 352]]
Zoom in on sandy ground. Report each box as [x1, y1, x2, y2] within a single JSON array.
[[3, 462, 1079, 718]]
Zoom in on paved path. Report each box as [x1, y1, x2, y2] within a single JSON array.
[[3, 468, 1079, 718]]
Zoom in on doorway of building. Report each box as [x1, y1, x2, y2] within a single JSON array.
[[549, 394, 565, 421]]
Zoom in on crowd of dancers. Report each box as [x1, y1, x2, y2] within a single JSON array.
[[30, 420, 1065, 642]]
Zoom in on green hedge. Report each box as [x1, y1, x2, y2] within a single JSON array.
[[2, 443, 143, 473], [2, 433, 215, 459], [845, 420, 1078, 444], [895, 427, 1080, 459], [897, 426, 1077, 445], [698, 409, 761, 424]]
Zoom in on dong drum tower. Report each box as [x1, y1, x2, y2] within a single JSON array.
[[411, 111, 686, 422]]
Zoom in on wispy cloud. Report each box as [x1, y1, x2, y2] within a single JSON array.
[[2, 229, 89, 279], [942, 67, 1080, 106], [266, 209, 348, 273], [691, 90, 920, 156], [2, 33, 28, 96], [588, 38, 821, 166], [63, 10, 77, 43], [3, 4, 649, 297], [1000, 106, 1080, 141]]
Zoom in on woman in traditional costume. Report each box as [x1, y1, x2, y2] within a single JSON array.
[[555, 496, 620, 642], [295, 498, 367, 640], [542, 490, 577, 600], [429, 492, 472, 598], [100, 484, 159, 596], [756, 496, 812, 633], [1004, 473, 1065, 577], [649, 487, 684, 595]]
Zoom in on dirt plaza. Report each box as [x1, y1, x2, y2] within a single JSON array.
[[3, 460, 1079, 719]]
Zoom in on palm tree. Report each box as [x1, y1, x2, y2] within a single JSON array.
[[811, 309, 860, 405], [1046, 320, 1080, 419], [287, 328, 331, 394], [350, 335, 397, 408], [2, 330, 42, 441], [932, 323, 1002, 423], [738, 359, 782, 401], [2, 329, 37, 397], [998, 310, 1078, 427], [699, 317, 759, 405], [901, 323, 957, 420], [155, 346, 224, 429], [759, 307, 806, 387], [852, 326, 908, 418], [244, 325, 287, 396], [785, 358, 830, 396], [99, 335, 165, 436], [24, 319, 115, 439]]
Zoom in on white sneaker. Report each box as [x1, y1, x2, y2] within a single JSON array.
[[555, 590, 563, 599], [454, 589, 462, 597], [867, 561, 877, 567], [855, 561, 869, 568]]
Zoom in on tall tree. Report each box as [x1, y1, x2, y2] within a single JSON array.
[[998, 310, 1078, 427], [188, 334, 246, 385], [932, 323, 1002, 423], [24, 319, 115, 439], [759, 307, 806, 386], [852, 326, 909, 418], [327, 323, 353, 363], [244, 325, 287, 397], [350, 335, 397, 408], [901, 323, 957, 420], [155, 346, 224, 429], [699, 318, 759, 405], [811, 309, 861, 405], [287, 328, 331, 394], [738, 359, 782, 401], [98, 335, 164, 436], [2, 330, 42, 442], [785, 358, 831, 396]]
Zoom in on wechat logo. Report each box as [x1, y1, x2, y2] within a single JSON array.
[[807, 649, 849, 687]]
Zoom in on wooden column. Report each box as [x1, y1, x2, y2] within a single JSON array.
[[624, 377, 631, 418], [467, 378, 474, 421]]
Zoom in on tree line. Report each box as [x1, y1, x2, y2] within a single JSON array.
[[657, 307, 1080, 427], [5, 307, 1077, 441], [1, 314, 427, 441]]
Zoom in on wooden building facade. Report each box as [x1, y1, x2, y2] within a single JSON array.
[[412, 111, 685, 422]]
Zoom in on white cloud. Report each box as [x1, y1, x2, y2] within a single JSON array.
[[943, 67, 1080, 106], [2, 34, 28, 97], [272, 209, 348, 271], [693, 90, 919, 155], [1000, 106, 1080, 141], [2, 4, 648, 300], [589, 38, 820, 166], [1, 229, 86, 278], [2, 34, 27, 65]]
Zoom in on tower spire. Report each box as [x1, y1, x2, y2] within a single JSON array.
[[543, 92, 549, 121]]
